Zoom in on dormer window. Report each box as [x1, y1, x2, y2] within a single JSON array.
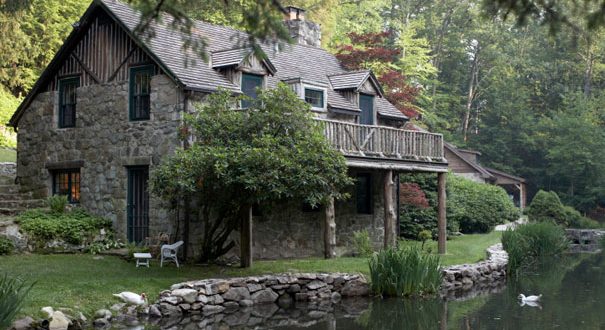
[[304, 88, 324, 108], [241, 73, 263, 108]]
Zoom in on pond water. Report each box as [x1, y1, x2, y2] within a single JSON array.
[[127, 253, 605, 330]]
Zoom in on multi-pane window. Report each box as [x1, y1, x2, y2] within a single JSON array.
[[241, 73, 263, 108], [304, 88, 324, 108], [129, 65, 154, 120], [52, 169, 80, 203], [58, 77, 79, 128], [356, 173, 372, 214]]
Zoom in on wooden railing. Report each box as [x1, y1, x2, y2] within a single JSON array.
[[317, 119, 444, 162]]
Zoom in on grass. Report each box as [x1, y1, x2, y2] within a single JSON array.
[[0, 148, 15, 162], [0, 231, 502, 318]]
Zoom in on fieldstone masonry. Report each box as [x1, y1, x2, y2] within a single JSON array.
[[566, 229, 605, 253]]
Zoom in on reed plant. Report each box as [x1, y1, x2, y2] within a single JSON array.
[[0, 274, 33, 329], [501, 221, 569, 275], [369, 245, 441, 297]]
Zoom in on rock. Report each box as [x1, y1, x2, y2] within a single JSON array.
[[287, 284, 301, 293], [306, 280, 327, 290], [223, 301, 239, 309], [49, 311, 70, 330], [208, 294, 224, 305], [110, 303, 126, 311], [308, 310, 327, 319], [149, 304, 162, 317], [94, 309, 112, 320], [251, 288, 279, 304], [247, 283, 263, 293], [223, 287, 251, 301], [160, 296, 181, 305], [159, 303, 182, 316], [179, 303, 191, 311], [196, 295, 209, 303], [191, 303, 203, 310], [11, 316, 34, 330], [41, 306, 54, 318], [172, 288, 198, 303], [331, 292, 342, 303], [277, 294, 293, 308], [92, 318, 109, 328], [340, 279, 369, 297], [295, 293, 308, 301], [202, 305, 225, 315], [239, 299, 254, 307], [205, 281, 229, 295]]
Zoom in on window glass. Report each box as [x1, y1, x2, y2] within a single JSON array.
[[356, 173, 372, 214], [53, 169, 80, 203], [241, 73, 263, 108], [59, 77, 79, 128], [129, 66, 153, 120], [304, 88, 324, 108], [359, 94, 374, 125]]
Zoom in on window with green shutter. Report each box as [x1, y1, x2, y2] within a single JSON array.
[[58, 77, 79, 128], [129, 65, 154, 120], [241, 73, 263, 108]]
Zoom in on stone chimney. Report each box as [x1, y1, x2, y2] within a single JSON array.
[[283, 6, 321, 47]]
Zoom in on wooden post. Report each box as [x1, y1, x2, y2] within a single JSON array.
[[384, 170, 397, 248], [520, 183, 526, 209], [240, 206, 253, 268], [324, 197, 336, 258], [437, 172, 447, 254]]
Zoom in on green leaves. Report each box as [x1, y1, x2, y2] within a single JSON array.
[[0, 274, 33, 330]]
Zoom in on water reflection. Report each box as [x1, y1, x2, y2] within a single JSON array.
[[125, 254, 604, 329]]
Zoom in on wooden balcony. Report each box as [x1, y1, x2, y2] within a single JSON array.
[[317, 119, 447, 170]]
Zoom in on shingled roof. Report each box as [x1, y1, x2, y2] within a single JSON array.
[[11, 0, 408, 126]]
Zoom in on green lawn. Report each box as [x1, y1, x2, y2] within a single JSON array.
[[1, 231, 501, 318], [0, 147, 15, 162]]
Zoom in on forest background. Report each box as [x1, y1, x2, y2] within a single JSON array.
[[2, 0, 605, 214]]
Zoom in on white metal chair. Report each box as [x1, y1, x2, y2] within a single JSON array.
[[160, 240, 184, 268]]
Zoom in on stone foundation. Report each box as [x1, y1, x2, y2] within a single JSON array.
[[566, 229, 605, 253], [440, 243, 508, 297], [150, 273, 369, 317]]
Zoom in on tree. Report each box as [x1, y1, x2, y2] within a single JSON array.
[[150, 84, 352, 264]]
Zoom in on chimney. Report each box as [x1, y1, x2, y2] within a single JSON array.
[[283, 6, 321, 48]]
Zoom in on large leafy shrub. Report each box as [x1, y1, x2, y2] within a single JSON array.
[[352, 230, 373, 257], [369, 246, 441, 297], [502, 222, 569, 275], [18, 208, 111, 245], [399, 173, 519, 238], [528, 190, 600, 228], [0, 275, 33, 329], [0, 237, 13, 255]]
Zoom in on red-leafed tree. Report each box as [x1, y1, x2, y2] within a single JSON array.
[[335, 32, 420, 118], [399, 182, 430, 209]]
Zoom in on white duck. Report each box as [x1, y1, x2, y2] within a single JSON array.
[[518, 293, 542, 302], [113, 292, 147, 306]]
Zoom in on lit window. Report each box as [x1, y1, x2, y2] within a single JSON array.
[[52, 169, 80, 203], [58, 77, 79, 128], [304, 88, 324, 108], [241, 73, 263, 108], [129, 65, 154, 120]]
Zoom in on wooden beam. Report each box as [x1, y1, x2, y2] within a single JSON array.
[[324, 197, 336, 258], [71, 53, 101, 84], [437, 172, 447, 254], [240, 206, 253, 268], [384, 170, 397, 248], [108, 47, 136, 82]]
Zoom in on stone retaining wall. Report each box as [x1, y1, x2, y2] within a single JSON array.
[[440, 243, 508, 296], [566, 229, 605, 253], [0, 162, 16, 177], [152, 273, 369, 317]]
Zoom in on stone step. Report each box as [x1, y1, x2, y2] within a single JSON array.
[[0, 208, 25, 216], [0, 184, 21, 194], [0, 176, 15, 185], [0, 193, 32, 200], [0, 199, 46, 210]]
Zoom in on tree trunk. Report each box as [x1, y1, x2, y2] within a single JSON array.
[[584, 50, 594, 97], [240, 206, 253, 268], [324, 197, 336, 259], [384, 170, 397, 248], [437, 172, 447, 254], [463, 44, 480, 142], [183, 198, 190, 260]]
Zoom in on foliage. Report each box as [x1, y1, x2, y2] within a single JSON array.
[[369, 245, 441, 297], [0, 87, 18, 148], [418, 230, 432, 250], [151, 85, 352, 262], [85, 238, 124, 255], [448, 174, 519, 233], [528, 190, 599, 228], [352, 230, 373, 258], [399, 173, 518, 238], [46, 195, 68, 214], [0, 274, 33, 329], [501, 222, 569, 275], [0, 237, 14, 255], [18, 208, 111, 246]]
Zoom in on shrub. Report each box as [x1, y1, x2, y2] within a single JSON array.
[[352, 230, 373, 257], [0, 237, 13, 255], [501, 222, 569, 275], [369, 246, 441, 297], [0, 275, 33, 329], [418, 230, 432, 250], [528, 190, 600, 228], [18, 208, 111, 245], [46, 195, 68, 214]]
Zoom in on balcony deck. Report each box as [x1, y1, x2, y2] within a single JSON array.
[[317, 119, 448, 172]]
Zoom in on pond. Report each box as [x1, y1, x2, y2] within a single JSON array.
[[126, 253, 605, 329]]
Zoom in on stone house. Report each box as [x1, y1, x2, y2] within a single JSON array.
[[9, 0, 449, 260], [445, 143, 526, 208]]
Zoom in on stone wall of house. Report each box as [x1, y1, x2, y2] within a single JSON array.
[[16, 74, 182, 240]]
